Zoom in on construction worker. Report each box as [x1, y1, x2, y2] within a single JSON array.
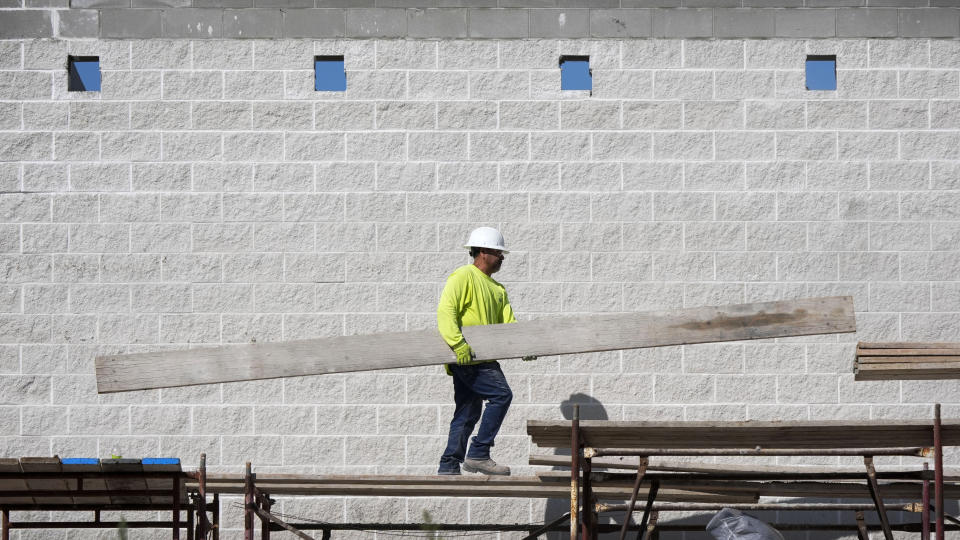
[[436, 227, 534, 476]]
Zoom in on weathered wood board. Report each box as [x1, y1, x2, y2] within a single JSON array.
[[855, 342, 960, 380], [96, 296, 855, 393], [527, 419, 960, 449]]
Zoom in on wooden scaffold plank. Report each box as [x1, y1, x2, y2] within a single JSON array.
[[97, 296, 856, 393], [527, 419, 960, 449], [856, 342, 960, 380]]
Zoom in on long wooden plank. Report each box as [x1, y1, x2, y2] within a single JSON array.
[[857, 347, 960, 357], [857, 356, 960, 364], [0, 458, 31, 505], [19, 457, 73, 505], [96, 296, 855, 393], [527, 419, 960, 449], [859, 342, 960, 349], [855, 365, 960, 381]]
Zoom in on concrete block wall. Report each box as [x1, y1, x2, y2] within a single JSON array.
[[2, 33, 960, 538]]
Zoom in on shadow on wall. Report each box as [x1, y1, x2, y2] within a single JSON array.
[[545, 393, 609, 540]]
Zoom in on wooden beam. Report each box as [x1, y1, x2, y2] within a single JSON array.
[[527, 419, 960, 449], [96, 296, 855, 393], [855, 342, 960, 380]]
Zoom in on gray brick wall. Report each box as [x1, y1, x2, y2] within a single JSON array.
[[2, 36, 960, 537], [4, 5, 960, 38]]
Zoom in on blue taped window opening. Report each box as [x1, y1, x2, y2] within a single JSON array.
[[315, 55, 346, 91], [560, 55, 591, 91], [806, 55, 836, 91], [68, 56, 100, 92]]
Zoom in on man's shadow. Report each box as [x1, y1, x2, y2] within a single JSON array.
[[544, 393, 609, 540]]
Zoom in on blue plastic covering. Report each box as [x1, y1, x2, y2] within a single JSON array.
[[806, 58, 836, 91], [142, 458, 180, 465], [560, 58, 591, 91], [315, 57, 346, 91], [62, 458, 99, 464], [68, 57, 100, 91]]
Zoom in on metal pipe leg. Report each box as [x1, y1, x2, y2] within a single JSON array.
[[646, 511, 659, 540], [571, 405, 580, 540], [187, 507, 194, 540], [213, 492, 220, 540], [2, 509, 9, 540], [262, 494, 272, 540], [864, 456, 894, 540], [924, 462, 931, 540], [582, 455, 594, 540], [244, 462, 254, 540], [855, 511, 869, 540], [173, 475, 181, 540], [635, 480, 660, 540], [935, 404, 944, 540], [618, 457, 649, 540]]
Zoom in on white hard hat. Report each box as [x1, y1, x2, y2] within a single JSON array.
[[464, 227, 508, 253]]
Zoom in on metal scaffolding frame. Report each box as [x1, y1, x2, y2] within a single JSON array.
[[560, 404, 951, 540]]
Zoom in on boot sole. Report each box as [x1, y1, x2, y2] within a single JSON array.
[[462, 463, 511, 476]]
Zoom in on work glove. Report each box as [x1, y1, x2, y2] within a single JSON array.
[[454, 342, 474, 366], [522, 355, 537, 361]]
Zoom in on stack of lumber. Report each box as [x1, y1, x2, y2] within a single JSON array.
[[527, 419, 960, 449], [95, 296, 855, 393], [189, 474, 754, 502], [855, 343, 960, 381], [0, 457, 187, 511]]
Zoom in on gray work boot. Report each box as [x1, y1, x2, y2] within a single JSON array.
[[463, 458, 511, 476]]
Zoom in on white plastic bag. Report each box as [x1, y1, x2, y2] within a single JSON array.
[[706, 508, 786, 540]]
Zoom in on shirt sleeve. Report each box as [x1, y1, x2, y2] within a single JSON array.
[[437, 271, 468, 349], [502, 290, 517, 324]]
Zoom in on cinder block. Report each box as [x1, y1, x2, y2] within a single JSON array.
[[776, 131, 837, 160], [283, 8, 345, 37], [775, 8, 836, 37], [57, 9, 99, 38], [900, 8, 960, 37], [407, 8, 466, 37], [0, 132, 51, 161], [560, 100, 620, 130], [0, 71, 53, 101], [128, 102, 184, 131], [162, 9, 222, 37], [23, 102, 67, 131], [900, 70, 959, 99], [653, 70, 712, 99], [684, 40, 743, 68], [223, 8, 283, 37], [409, 71, 469, 100], [346, 8, 406, 37], [684, 101, 742, 129], [592, 132, 652, 160], [808, 100, 867, 129], [837, 8, 897, 37], [225, 71, 284, 100], [528, 9, 589, 37], [590, 9, 652, 37], [714, 8, 775, 38], [652, 8, 712, 38], [101, 9, 162, 38]]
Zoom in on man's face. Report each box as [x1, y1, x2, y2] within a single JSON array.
[[478, 248, 505, 274]]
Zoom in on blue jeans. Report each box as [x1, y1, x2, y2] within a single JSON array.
[[438, 362, 513, 473]]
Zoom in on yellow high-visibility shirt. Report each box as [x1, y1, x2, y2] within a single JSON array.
[[437, 264, 516, 374]]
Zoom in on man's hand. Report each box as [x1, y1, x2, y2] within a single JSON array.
[[522, 355, 537, 361], [454, 342, 474, 366]]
